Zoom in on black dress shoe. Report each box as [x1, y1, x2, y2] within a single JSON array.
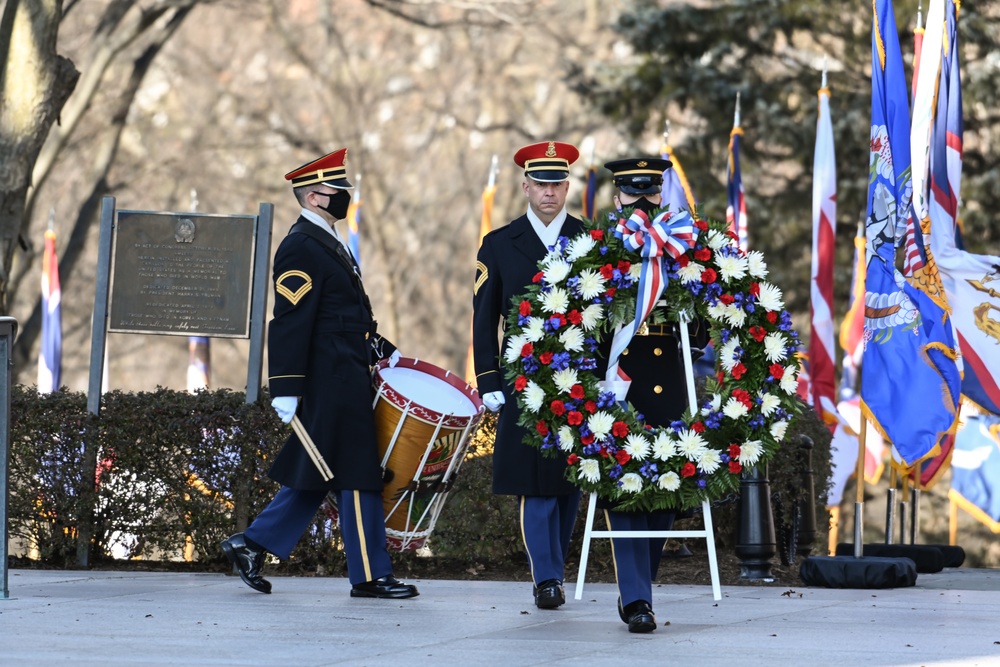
[[624, 600, 656, 633], [350, 575, 419, 599], [533, 579, 565, 609], [220, 533, 271, 594]]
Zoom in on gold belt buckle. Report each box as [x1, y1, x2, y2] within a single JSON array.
[[636, 322, 649, 336]]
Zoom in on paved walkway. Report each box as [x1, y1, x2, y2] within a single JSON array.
[[1, 567, 998, 667]]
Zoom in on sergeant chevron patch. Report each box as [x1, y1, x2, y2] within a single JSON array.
[[276, 270, 312, 305], [474, 261, 488, 295]]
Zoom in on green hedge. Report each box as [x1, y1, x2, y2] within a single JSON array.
[[7, 386, 831, 572]]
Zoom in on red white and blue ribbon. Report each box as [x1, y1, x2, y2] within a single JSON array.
[[604, 209, 696, 385]]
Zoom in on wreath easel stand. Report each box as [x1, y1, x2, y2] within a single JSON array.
[[573, 312, 723, 601]]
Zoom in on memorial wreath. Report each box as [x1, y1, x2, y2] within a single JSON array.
[[501, 207, 802, 512]]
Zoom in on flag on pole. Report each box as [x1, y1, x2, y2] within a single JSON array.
[[347, 175, 362, 271], [948, 410, 1000, 533], [38, 222, 62, 393], [861, 0, 961, 467], [186, 336, 210, 392], [911, 2, 925, 99], [839, 228, 866, 398], [582, 163, 597, 220], [809, 73, 838, 426], [467, 155, 499, 384], [726, 94, 748, 251], [660, 146, 697, 215]]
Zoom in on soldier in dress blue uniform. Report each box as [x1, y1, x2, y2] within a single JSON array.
[[473, 141, 583, 610], [221, 148, 418, 599], [601, 157, 711, 632]]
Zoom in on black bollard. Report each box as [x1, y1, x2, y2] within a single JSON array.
[[735, 464, 777, 581], [795, 435, 818, 559]]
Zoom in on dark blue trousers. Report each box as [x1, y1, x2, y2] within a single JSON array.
[[604, 509, 675, 607], [245, 486, 392, 585], [519, 492, 581, 585]]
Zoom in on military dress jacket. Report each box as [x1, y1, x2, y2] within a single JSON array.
[[473, 213, 585, 496], [266, 217, 396, 492]]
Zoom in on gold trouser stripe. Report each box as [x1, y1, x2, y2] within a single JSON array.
[[603, 509, 623, 599], [291, 416, 334, 481], [354, 491, 372, 582], [519, 496, 536, 582]]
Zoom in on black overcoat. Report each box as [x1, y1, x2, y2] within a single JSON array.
[[266, 217, 396, 492], [473, 213, 584, 496]]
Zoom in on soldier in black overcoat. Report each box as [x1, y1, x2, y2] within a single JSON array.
[[600, 157, 711, 632], [221, 148, 418, 599], [473, 141, 584, 610]]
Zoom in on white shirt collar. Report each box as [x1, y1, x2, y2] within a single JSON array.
[[526, 206, 567, 251], [300, 207, 351, 249]]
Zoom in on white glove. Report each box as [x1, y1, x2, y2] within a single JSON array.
[[482, 391, 505, 412], [388, 350, 402, 367], [271, 396, 298, 424]]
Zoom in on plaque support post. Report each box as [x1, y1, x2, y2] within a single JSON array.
[[1, 317, 18, 599], [245, 202, 273, 404]]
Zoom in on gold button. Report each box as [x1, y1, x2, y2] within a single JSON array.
[[365, 332, 370, 339], [653, 385, 663, 394], [653, 347, 663, 356], [623, 348, 629, 356]]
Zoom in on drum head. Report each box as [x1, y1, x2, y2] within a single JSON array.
[[378, 365, 478, 418]]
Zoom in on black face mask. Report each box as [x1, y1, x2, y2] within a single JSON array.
[[629, 196, 660, 214], [315, 189, 351, 220]]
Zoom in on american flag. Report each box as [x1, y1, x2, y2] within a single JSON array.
[[726, 95, 748, 251], [38, 225, 62, 393]]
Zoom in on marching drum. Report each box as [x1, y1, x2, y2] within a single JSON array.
[[324, 357, 484, 551]]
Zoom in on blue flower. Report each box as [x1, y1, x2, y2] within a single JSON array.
[[749, 414, 766, 430], [551, 351, 571, 370], [705, 412, 723, 429], [639, 462, 658, 479], [522, 356, 540, 374], [609, 464, 623, 480], [670, 420, 686, 433], [697, 478, 707, 488], [597, 391, 617, 409]]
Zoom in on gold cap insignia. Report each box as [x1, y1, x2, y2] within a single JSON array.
[[545, 142, 557, 157], [637, 161, 648, 167]]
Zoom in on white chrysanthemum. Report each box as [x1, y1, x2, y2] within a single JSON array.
[[719, 336, 741, 372], [757, 282, 784, 311], [677, 262, 704, 284], [588, 411, 615, 440], [698, 449, 722, 474], [558, 326, 584, 352], [540, 287, 569, 314], [566, 234, 596, 262], [723, 397, 749, 420], [770, 420, 789, 442], [759, 392, 781, 417], [739, 440, 763, 466], [652, 431, 678, 460], [706, 303, 727, 322], [780, 366, 799, 394], [552, 367, 580, 394], [541, 249, 563, 267], [716, 254, 748, 283], [677, 429, 707, 459], [544, 260, 571, 285], [763, 332, 787, 362], [620, 473, 643, 493], [747, 250, 769, 278], [579, 458, 601, 483], [580, 304, 604, 330], [576, 269, 606, 301], [503, 333, 528, 364], [706, 230, 729, 250], [628, 263, 642, 281], [709, 393, 723, 412], [658, 470, 681, 491], [624, 434, 651, 461], [724, 304, 747, 328], [558, 426, 576, 452], [523, 381, 546, 413], [523, 317, 546, 343]]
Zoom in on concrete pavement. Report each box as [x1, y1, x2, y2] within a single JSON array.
[[1, 567, 999, 667]]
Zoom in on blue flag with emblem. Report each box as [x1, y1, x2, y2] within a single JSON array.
[[949, 412, 1000, 533], [860, 0, 961, 467]]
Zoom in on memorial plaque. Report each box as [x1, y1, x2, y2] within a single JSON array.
[[108, 211, 257, 337]]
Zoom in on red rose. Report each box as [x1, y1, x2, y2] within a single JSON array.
[[519, 300, 532, 316], [701, 268, 717, 283], [769, 363, 784, 379], [729, 460, 743, 474], [694, 219, 708, 231], [726, 230, 739, 241], [728, 443, 741, 458], [599, 446, 609, 458], [600, 264, 615, 280], [617, 260, 631, 273], [570, 384, 585, 400], [514, 375, 528, 391], [536, 420, 549, 436], [766, 311, 778, 324], [615, 450, 631, 465], [550, 400, 566, 416], [567, 453, 580, 465], [612, 421, 629, 438], [532, 271, 545, 283], [581, 432, 595, 445], [681, 462, 697, 477], [567, 410, 584, 425], [520, 342, 534, 358], [732, 362, 747, 379], [694, 248, 712, 261], [552, 313, 567, 327], [591, 229, 604, 240], [720, 293, 735, 305], [605, 287, 617, 298], [750, 282, 761, 297], [732, 389, 753, 408], [749, 325, 767, 342], [584, 400, 597, 414], [692, 421, 706, 433], [539, 351, 554, 365], [677, 254, 690, 267], [567, 309, 583, 325]]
